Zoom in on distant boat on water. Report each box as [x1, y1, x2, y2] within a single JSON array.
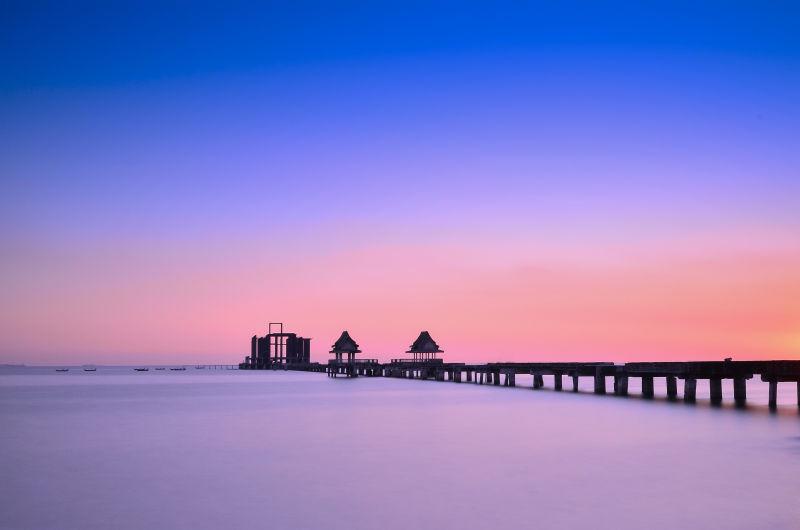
[[55, 368, 69, 372], [134, 368, 149, 372], [155, 367, 166, 371], [83, 368, 97, 372], [170, 367, 186, 371]]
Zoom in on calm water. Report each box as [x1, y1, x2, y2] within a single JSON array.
[[2, 367, 800, 530]]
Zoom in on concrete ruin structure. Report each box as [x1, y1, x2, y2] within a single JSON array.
[[239, 323, 310, 369]]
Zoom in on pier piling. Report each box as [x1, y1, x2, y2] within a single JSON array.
[[768, 381, 778, 410], [593, 368, 606, 394], [666, 376, 677, 400], [733, 378, 747, 406], [684, 378, 697, 402], [614, 375, 629, 396], [641, 376, 654, 399], [710, 378, 723, 405]]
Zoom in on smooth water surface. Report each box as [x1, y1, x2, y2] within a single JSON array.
[[2, 367, 800, 529]]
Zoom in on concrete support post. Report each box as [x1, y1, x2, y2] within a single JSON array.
[[642, 376, 654, 398], [710, 378, 723, 404], [509, 373, 516, 387], [572, 375, 580, 392], [684, 378, 697, 402], [533, 373, 544, 389], [666, 376, 678, 400], [733, 378, 747, 406], [614, 375, 629, 396], [768, 381, 778, 410], [594, 368, 606, 394], [554, 373, 563, 391], [466, 371, 473, 382], [493, 372, 501, 386], [479, 372, 484, 385]]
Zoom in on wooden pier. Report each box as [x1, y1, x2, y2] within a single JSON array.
[[240, 325, 800, 409], [307, 359, 800, 409]]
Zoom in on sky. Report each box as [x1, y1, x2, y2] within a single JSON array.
[[1, 1, 799, 364]]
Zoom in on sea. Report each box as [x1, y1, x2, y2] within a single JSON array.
[[1, 366, 799, 530]]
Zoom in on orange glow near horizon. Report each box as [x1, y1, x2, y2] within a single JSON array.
[[4, 224, 798, 365]]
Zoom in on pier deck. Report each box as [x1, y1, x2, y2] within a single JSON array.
[[299, 359, 800, 409]]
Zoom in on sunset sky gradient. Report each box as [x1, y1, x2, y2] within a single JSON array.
[[2, 1, 799, 363]]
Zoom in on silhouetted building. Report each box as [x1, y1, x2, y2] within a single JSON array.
[[406, 331, 443, 362], [330, 331, 361, 364], [240, 323, 311, 369]]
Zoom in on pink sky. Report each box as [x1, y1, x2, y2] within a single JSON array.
[[4, 218, 798, 364]]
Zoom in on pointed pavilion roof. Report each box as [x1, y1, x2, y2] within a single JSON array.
[[406, 331, 443, 353], [330, 331, 361, 353]]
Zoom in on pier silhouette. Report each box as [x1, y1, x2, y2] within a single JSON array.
[[240, 325, 800, 409]]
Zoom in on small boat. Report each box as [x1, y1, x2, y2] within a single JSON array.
[[134, 368, 149, 372], [55, 368, 69, 372], [155, 367, 166, 371], [170, 367, 187, 371], [83, 368, 97, 372]]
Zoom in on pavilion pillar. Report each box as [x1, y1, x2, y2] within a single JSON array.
[[710, 378, 723, 404], [554, 372, 563, 391], [533, 373, 544, 389], [642, 376, 654, 398], [666, 376, 678, 400], [572, 374, 579, 392], [466, 371, 473, 382], [492, 371, 500, 385], [733, 378, 747, 406], [508, 373, 516, 387]]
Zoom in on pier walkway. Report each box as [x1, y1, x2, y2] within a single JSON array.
[[284, 359, 800, 409]]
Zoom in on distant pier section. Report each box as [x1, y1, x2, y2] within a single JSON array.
[[239, 323, 800, 409]]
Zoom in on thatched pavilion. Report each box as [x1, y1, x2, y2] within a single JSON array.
[[406, 331, 443, 362], [330, 331, 361, 364]]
